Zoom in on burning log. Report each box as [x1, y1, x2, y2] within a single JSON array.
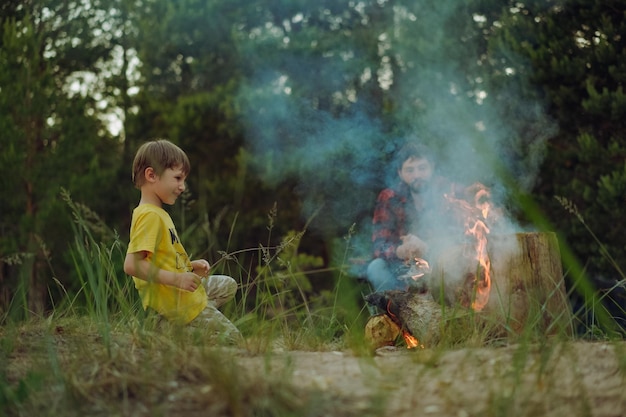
[[365, 288, 442, 348], [430, 232, 573, 336], [432, 187, 572, 336], [364, 232, 572, 348]]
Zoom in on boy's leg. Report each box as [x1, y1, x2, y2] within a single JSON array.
[[189, 304, 242, 343], [191, 274, 242, 343], [202, 274, 238, 308]]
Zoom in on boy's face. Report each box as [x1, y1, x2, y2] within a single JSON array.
[[398, 157, 433, 194], [154, 165, 187, 205]]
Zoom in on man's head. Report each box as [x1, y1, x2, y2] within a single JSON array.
[[395, 142, 435, 194], [132, 139, 191, 189]]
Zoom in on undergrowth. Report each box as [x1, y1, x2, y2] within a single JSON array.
[[0, 192, 625, 416]]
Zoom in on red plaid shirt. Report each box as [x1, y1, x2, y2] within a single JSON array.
[[371, 177, 461, 262]]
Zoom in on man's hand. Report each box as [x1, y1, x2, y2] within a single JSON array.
[[396, 234, 428, 260], [190, 259, 211, 277]]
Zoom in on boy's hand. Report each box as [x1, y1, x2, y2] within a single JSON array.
[[176, 271, 203, 292], [190, 259, 211, 277]]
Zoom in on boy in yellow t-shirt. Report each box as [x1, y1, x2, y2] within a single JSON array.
[[123, 139, 240, 342]]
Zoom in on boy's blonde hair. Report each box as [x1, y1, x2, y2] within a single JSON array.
[[132, 139, 191, 188]]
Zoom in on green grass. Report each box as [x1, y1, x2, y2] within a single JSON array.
[[1, 193, 626, 416]]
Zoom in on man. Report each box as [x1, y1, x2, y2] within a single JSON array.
[[366, 142, 463, 291]]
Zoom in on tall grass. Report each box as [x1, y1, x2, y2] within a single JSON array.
[[0, 192, 368, 416], [59, 189, 139, 354], [555, 196, 626, 338], [2, 191, 626, 416]]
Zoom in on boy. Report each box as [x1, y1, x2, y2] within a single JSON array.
[[123, 139, 241, 342]]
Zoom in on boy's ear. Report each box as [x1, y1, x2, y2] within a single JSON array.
[[144, 167, 157, 182]]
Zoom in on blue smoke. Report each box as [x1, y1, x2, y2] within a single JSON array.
[[236, 3, 556, 263]]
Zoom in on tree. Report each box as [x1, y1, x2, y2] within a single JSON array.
[[483, 0, 626, 330], [0, 1, 122, 314], [487, 1, 626, 277]]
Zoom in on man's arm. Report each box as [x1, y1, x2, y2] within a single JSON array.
[[371, 189, 402, 260], [124, 251, 202, 292]]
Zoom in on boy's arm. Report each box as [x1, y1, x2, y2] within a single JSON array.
[[124, 251, 202, 292]]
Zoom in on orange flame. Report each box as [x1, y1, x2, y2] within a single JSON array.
[[467, 218, 491, 311], [474, 188, 491, 219], [402, 330, 421, 349], [446, 185, 493, 311], [386, 300, 423, 349]]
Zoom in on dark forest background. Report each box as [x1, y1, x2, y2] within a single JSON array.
[[1, 0, 625, 330]]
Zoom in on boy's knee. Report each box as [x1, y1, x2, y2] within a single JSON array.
[[217, 275, 237, 295], [204, 274, 238, 302]]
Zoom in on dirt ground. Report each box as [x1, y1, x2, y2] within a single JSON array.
[[236, 341, 626, 417], [5, 322, 626, 416]]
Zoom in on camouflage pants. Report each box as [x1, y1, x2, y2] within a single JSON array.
[[188, 274, 242, 343]]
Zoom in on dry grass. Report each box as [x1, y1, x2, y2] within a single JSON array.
[[2, 194, 625, 416], [1, 316, 364, 417], [2, 315, 626, 417]]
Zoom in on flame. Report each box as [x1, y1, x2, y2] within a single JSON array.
[[386, 300, 423, 349], [411, 258, 431, 280], [474, 188, 491, 219], [467, 218, 491, 311], [445, 185, 493, 311], [402, 331, 421, 349]]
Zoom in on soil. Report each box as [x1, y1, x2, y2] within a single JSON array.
[[237, 341, 626, 417], [5, 322, 626, 417]]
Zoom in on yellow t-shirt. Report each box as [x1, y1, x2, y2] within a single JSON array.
[[127, 204, 207, 324]]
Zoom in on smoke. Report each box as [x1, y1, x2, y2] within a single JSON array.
[[237, 68, 389, 233], [236, 2, 556, 262]]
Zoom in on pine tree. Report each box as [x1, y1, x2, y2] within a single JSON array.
[[0, 1, 122, 314], [486, 0, 626, 324]]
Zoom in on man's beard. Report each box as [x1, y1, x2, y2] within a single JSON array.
[[409, 179, 429, 194]]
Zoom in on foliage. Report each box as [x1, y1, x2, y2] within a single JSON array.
[[0, 1, 123, 313], [3, 2, 626, 415], [485, 0, 626, 330], [1, 0, 625, 334]]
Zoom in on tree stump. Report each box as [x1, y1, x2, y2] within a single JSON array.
[[365, 232, 573, 347], [431, 232, 573, 337]]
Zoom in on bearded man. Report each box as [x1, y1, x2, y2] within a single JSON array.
[[366, 141, 465, 291]]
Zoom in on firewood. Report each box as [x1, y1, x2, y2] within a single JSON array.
[[364, 232, 572, 348], [365, 288, 442, 347], [364, 313, 401, 349]]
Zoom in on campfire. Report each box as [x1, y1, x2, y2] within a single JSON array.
[[385, 299, 421, 349], [443, 185, 495, 311], [365, 184, 573, 350]]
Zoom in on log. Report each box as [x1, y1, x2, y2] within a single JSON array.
[[364, 313, 401, 349], [430, 232, 573, 337], [365, 289, 442, 347], [365, 232, 572, 347]]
